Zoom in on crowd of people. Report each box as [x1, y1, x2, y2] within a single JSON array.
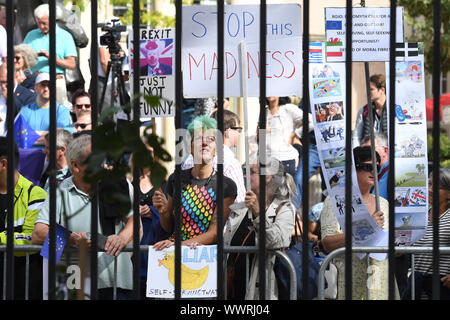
[[0, 3, 448, 302]]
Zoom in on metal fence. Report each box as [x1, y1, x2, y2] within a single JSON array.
[[2, 0, 444, 300]]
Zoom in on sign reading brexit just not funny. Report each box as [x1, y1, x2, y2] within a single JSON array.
[[325, 7, 404, 62], [182, 4, 302, 98], [129, 28, 175, 120]]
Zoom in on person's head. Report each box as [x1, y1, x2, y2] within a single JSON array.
[[265, 96, 291, 107], [34, 73, 50, 102], [210, 109, 241, 148], [428, 168, 450, 209], [361, 132, 389, 167], [43, 129, 73, 169], [71, 89, 91, 118], [187, 115, 217, 165], [34, 4, 50, 35], [369, 74, 386, 103], [0, 137, 20, 183], [249, 158, 297, 203], [353, 145, 381, 193], [66, 134, 92, 181], [14, 44, 38, 71], [0, 63, 9, 98], [73, 110, 92, 133], [0, 7, 6, 28], [145, 40, 163, 68]]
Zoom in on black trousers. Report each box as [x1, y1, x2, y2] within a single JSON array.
[[0, 253, 43, 300], [402, 272, 450, 300]]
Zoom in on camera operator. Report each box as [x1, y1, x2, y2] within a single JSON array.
[[90, 16, 130, 117]]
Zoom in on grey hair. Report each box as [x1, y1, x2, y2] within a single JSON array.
[[14, 44, 38, 69], [66, 134, 91, 173], [266, 158, 297, 202], [440, 168, 450, 208], [34, 4, 49, 19], [45, 129, 73, 149], [361, 132, 388, 148]]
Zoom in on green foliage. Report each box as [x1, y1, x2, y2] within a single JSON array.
[[399, 0, 450, 74], [427, 132, 450, 168], [63, 0, 86, 12], [83, 95, 172, 215]]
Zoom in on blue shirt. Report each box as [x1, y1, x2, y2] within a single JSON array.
[[371, 161, 389, 201], [20, 101, 73, 133], [23, 25, 77, 74]]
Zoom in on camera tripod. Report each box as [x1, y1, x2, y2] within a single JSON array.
[[99, 51, 131, 122]]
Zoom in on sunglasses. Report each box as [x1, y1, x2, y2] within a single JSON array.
[[74, 123, 91, 129], [356, 163, 380, 173], [75, 104, 91, 110], [14, 56, 22, 62], [230, 126, 243, 133]]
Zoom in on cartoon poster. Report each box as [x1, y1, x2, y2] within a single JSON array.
[[147, 245, 217, 299], [129, 28, 175, 120], [309, 43, 387, 255], [386, 43, 428, 245]]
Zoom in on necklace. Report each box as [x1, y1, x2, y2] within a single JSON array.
[[191, 167, 215, 186]]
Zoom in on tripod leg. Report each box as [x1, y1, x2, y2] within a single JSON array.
[[99, 61, 112, 114]]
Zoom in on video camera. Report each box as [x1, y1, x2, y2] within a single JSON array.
[[98, 18, 126, 55]]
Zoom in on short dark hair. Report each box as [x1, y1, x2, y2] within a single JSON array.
[[210, 109, 240, 131], [71, 88, 91, 106], [353, 145, 380, 166], [0, 137, 20, 169], [369, 74, 386, 90]]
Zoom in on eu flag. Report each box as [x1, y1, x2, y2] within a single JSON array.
[[14, 113, 40, 149], [40, 223, 71, 264], [326, 20, 342, 30]]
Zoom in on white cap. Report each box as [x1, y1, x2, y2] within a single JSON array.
[[104, 16, 121, 27], [35, 73, 50, 85]]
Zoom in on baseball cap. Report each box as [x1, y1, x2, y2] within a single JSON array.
[[35, 73, 50, 85]]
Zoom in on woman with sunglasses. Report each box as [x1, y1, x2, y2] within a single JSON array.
[[320, 145, 399, 299], [14, 44, 38, 90]]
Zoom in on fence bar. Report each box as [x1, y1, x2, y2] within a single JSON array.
[[344, 0, 353, 301], [301, 0, 310, 300], [132, 0, 142, 300], [431, 0, 441, 301], [5, 0, 15, 301], [47, 0, 57, 301], [258, 0, 267, 300], [90, 0, 99, 300], [318, 246, 450, 300], [216, 0, 225, 300], [174, 0, 183, 300], [388, 0, 397, 301]]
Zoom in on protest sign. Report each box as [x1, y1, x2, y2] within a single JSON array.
[[182, 4, 302, 97], [386, 43, 428, 246], [129, 28, 175, 120], [147, 245, 218, 298], [309, 43, 387, 257], [325, 7, 404, 62]]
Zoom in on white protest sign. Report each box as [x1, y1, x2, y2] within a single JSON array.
[[129, 28, 175, 120], [386, 45, 428, 246], [147, 245, 217, 299], [325, 7, 404, 62], [309, 43, 387, 257], [182, 4, 302, 97]]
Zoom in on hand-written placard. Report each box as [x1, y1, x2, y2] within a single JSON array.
[[325, 7, 404, 62], [129, 28, 175, 119], [182, 4, 302, 97]]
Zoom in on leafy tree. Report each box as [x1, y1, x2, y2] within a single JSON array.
[[427, 132, 450, 169], [399, 0, 450, 74]]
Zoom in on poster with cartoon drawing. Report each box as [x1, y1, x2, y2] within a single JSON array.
[[147, 245, 217, 298], [312, 78, 342, 98], [386, 44, 428, 246]]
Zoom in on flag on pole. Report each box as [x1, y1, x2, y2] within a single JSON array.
[[14, 113, 40, 149]]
